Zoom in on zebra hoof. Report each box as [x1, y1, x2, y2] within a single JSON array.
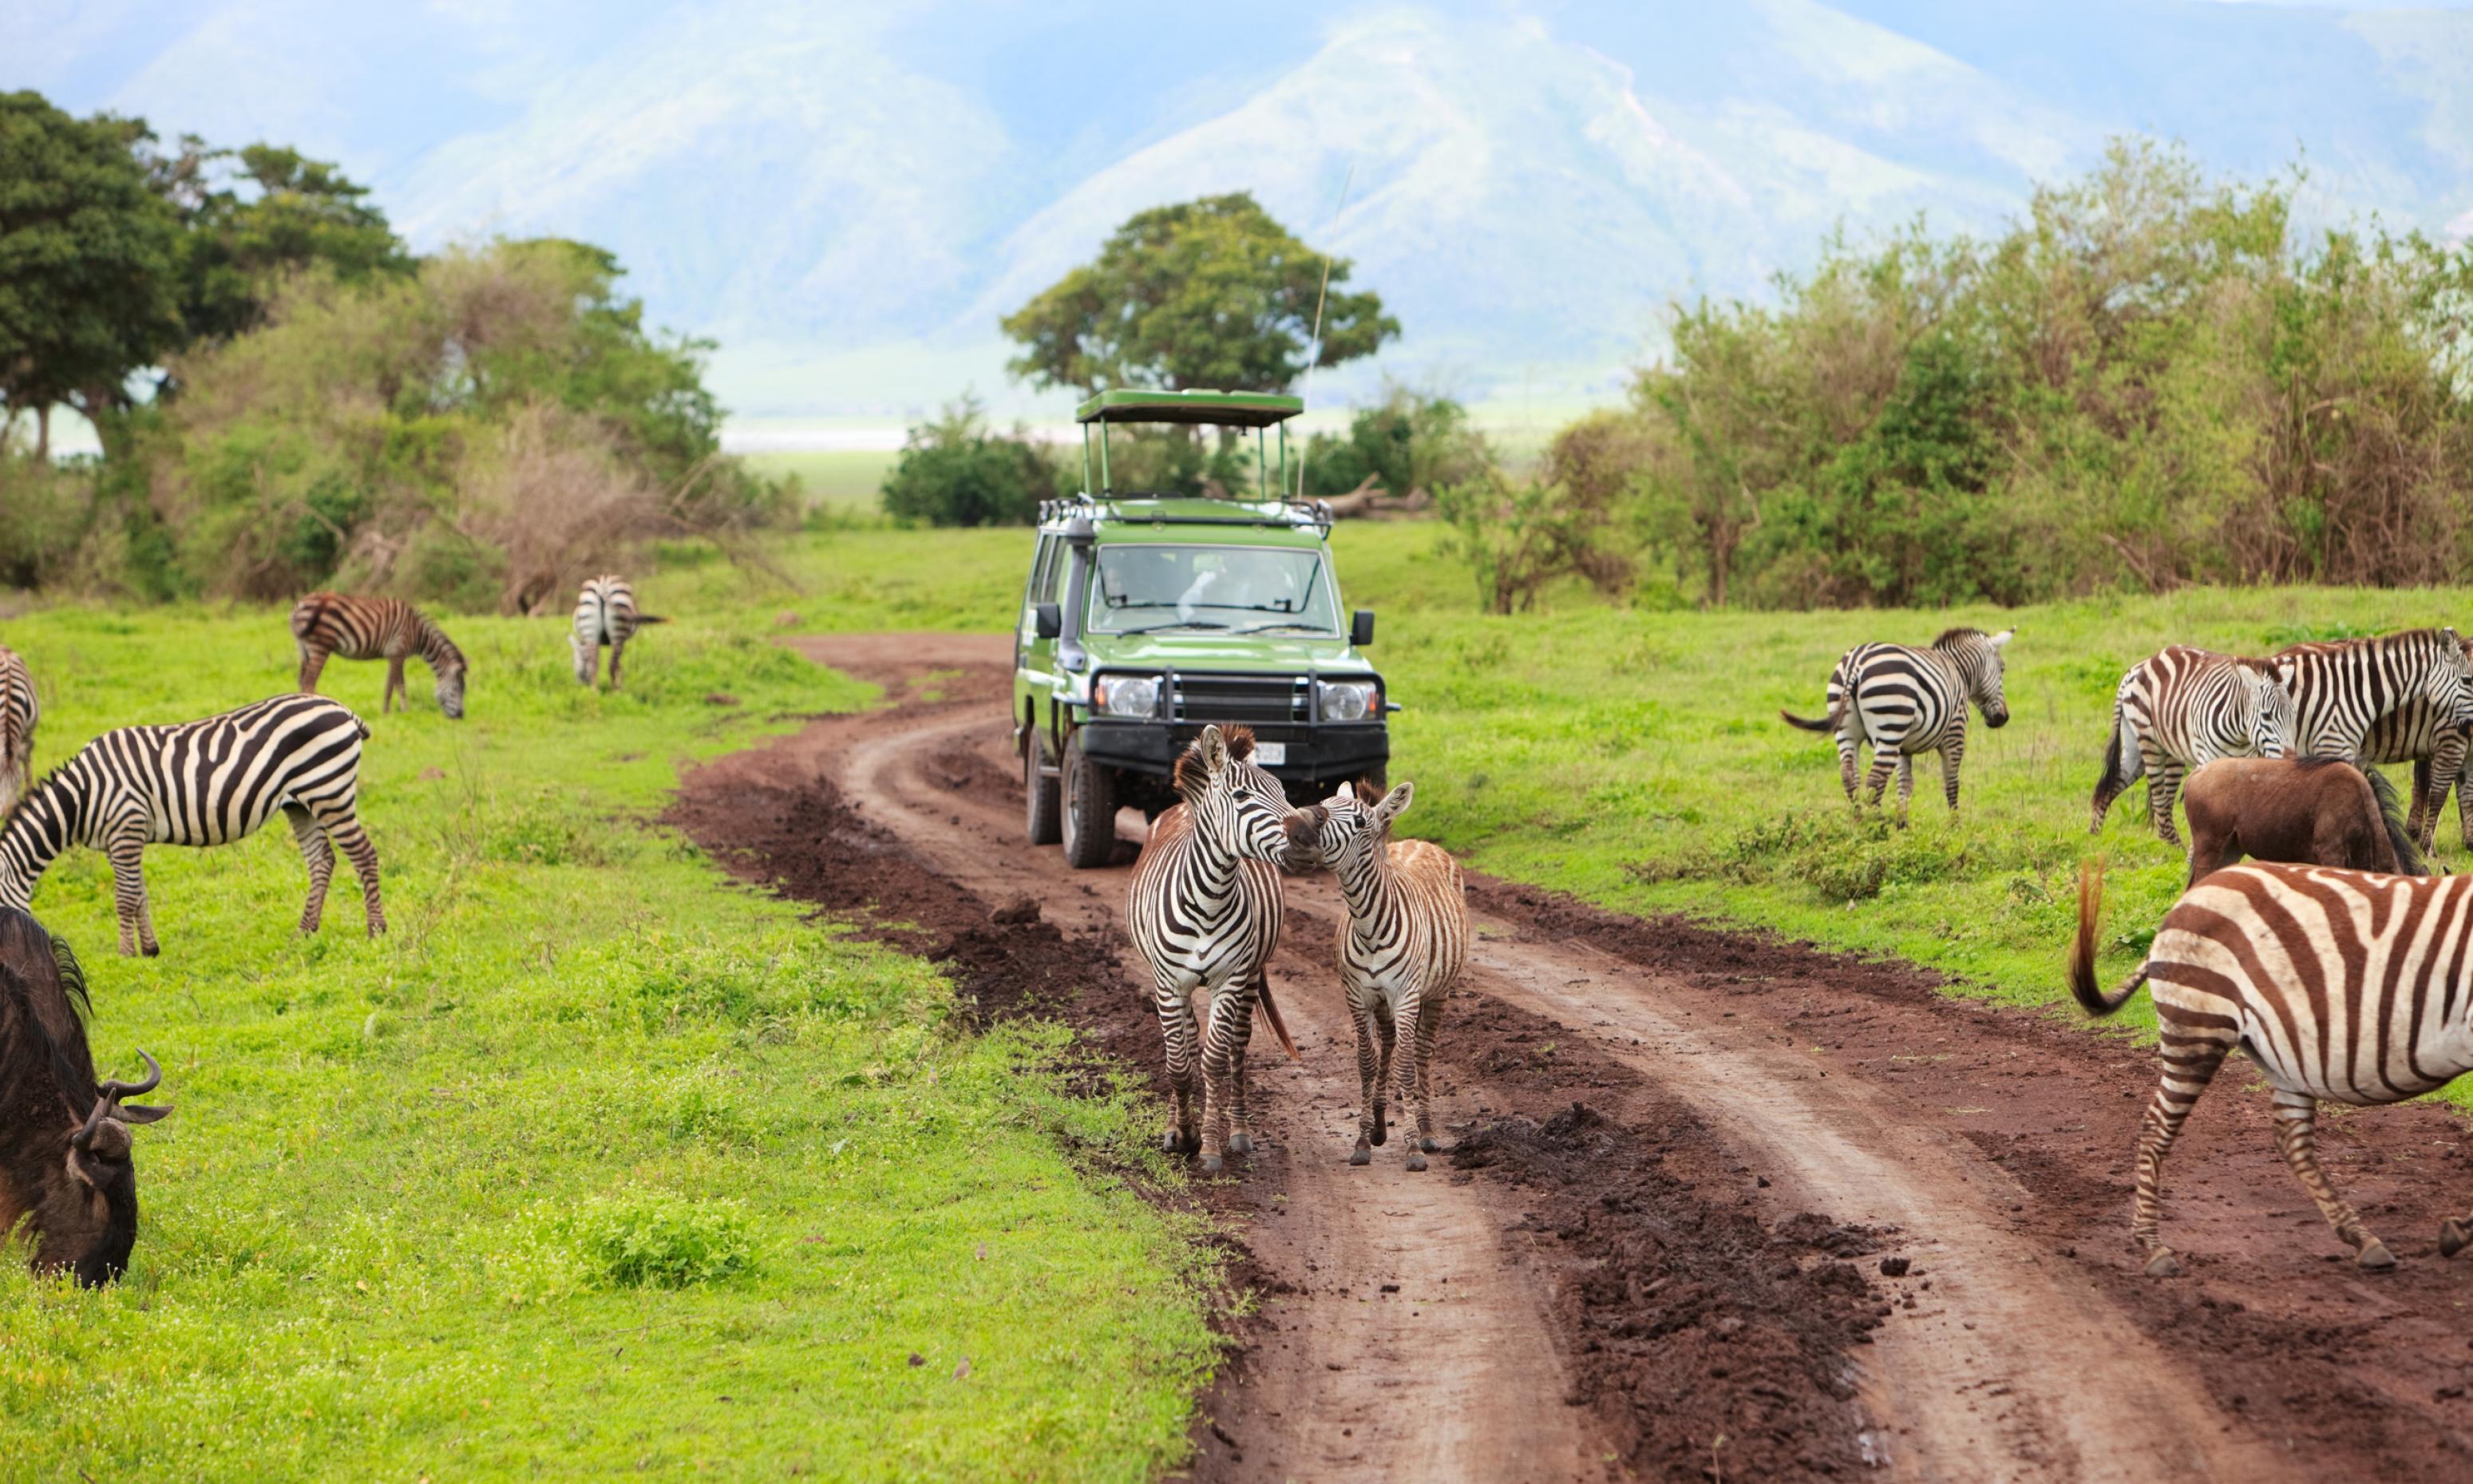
[[141, 942, 160, 959], [1370, 1114, 1387, 1148], [1200, 1154, 1224, 1175], [2142, 1249, 2183, 1278], [2441, 1219, 2471, 1259], [1227, 1132, 1253, 1157], [1161, 1130, 1194, 1156], [2356, 1238, 2398, 1271], [1419, 1137, 1440, 1154], [1405, 1152, 1427, 1173], [1348, 1146, 1371, 1167]]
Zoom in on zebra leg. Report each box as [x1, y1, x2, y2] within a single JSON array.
[[2410, 757, 2436, 853], [572, 637, 598, 687], [1347, 981, 1381, 1165], [1372, 1001, 1398, 1148], [385, 655, 406, 714], [2146, 758, 2186, 849], [1197, 981, 1246, 1173], [1893, 754, 1915, 829], [609, 638, 626, 691], [1941, 734, 1965, 815], [106, 824, 156, 958], [2272, 1090, 2394, 1269], [286, 803, 336, 934], [297, 643, 330, 695], [1223, 972, 1260, 1158], [1862, 754, 1897, 813], [311, 803, 386, 937], [1836, 732, 1860, 805], [2130, 1023, 2230, 1276], [1395, 987, 1430, 1171], [1414, 991, 1446, 1154], [1155, 977, 1201, 1156]]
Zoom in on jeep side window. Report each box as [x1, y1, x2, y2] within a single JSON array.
[[1026, 536, 1057, 619]]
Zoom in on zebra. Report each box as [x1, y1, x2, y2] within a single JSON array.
[[0, 643, 36, 816], [0, 695, 385, 956], [2090, 647, 2293, 845], [2362, 695, 2473, 853], [1126, 724, 1314, 1172], [1308, 779, 1469, 1172], [1779, 627, 2015, 825], [2271, 627, 2473, 764], [572, 576, 666, 689], [2073, 859, 2473, 1276], [291, 593, 467, 719]]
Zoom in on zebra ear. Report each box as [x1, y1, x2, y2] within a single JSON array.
[[1334, 781, 1355, 802], [1197, 725, 1229, 777], [1988, 629, 2015, 650], [1371, 780, 1415, 830]]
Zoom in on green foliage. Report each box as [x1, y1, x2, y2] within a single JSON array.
[[0, 596, 1217, 1479], [1002, 192, 1399, 394], [154, 137, 413, 347], [1303, 385, 1491, 497], [0, 92, 186, 446], [880, 396, 1062, 526]]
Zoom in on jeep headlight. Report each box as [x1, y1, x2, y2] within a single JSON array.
[[1317, 679, 1379, 722], [1094, 675, 1159, 718]]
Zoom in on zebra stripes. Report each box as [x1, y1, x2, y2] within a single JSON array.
[[0, 695, 385, 956], [291, 593, 467, 719], [2271, 627, 2473, 763], [1780, 627, 2014, 825], [2362, 693, 2473, 852], [572, 576, 664, 689], [2072, 861, 2473, 1275], [1126, 725, 1312, 1172], [0, 644, 36, 817], [2091, 647, 2293, 845], [1311, 779, 1469, 1172]]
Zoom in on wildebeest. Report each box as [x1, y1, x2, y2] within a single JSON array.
[[0, 906, 170, 1285], [2179, 756, 2427, 888]]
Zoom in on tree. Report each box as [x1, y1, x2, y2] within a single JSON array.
[[1002, 193, 1399, 395], [1303, 385, 1491, 500], [880, 395, 1061, 526], [156, 140, 410, 346], [0, 93, 184, 457]]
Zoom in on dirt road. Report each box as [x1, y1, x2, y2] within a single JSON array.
[[673, 633, 2473, 1483]]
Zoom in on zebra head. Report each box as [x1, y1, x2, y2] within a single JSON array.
[[1938, 627, 2015, 729], [1310, 779, 1415, 883], [2430, 627, 2473, 727], [435, 663, 466, 721], [1173, 725, 1317, 868], [2240, 664, 2296, 758]]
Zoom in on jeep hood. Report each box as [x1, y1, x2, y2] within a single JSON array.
[[1080, 631, 1371, 673]]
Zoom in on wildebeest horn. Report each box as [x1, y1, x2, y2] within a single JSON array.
[[73, 1051, 166, 1150], [98, 1049, 161, 1102]]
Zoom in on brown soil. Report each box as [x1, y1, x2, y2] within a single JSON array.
[[666, 630, 2473, 1483]]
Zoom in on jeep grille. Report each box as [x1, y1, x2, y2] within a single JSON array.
[[1169, 673, 1308, 726]]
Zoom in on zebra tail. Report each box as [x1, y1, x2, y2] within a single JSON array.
[[2068, 861, 2150, 1017], [1779, 703, 1843, 734], [1253, 972, 1300, 1063], [633, 613, 671, 626], [2364, 765, 2428, 877], [2094, 714, 2127, 807]]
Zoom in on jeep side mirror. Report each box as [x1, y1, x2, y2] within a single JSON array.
[[1350, 609, 1375, 647], [1034, 603, 1062, 640]]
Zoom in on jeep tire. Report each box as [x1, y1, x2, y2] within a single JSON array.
[[1061, 735, 1117, 869], [1024, 735, 1061, 846]]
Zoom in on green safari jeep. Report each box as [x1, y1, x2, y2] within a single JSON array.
[[1015, 388, 1391, 868]]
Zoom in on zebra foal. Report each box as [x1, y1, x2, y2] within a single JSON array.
[[572, 576, 665, 689], [2074, 859, 2473, 1276], [1126, 725, 1313, 1172], [1780, 627, 2014, 825], [1308, 779, 1468, 1172], [291, 593, 467, 719], [0, 695, 385, 956], [0, 643, 36, 816], [2091, 647, 2293, 845]]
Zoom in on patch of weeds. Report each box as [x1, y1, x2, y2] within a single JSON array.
[[563, 1190, 757, 1290]]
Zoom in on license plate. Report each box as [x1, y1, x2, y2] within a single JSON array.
[[1252, 741, 1287, 766]]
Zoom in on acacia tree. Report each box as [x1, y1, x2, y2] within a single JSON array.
[[156, 140, 411, 346], [1002, 193, 1398, 394], [0, 92, 184, 457]]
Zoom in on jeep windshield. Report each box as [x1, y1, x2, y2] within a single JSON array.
[[1087, 544, 1339, 635]]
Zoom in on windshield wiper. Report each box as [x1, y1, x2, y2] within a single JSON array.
[[1112, 620, 1233, 635], [1228, 622, 1335, 635]]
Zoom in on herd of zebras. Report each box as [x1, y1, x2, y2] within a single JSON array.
[[1792, 622, 2473, 1276], [1, 576, 656, 1284]]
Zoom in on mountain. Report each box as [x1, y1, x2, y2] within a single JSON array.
[[14, 0, 2473, 421]]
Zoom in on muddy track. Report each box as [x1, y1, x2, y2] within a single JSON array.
[[674, 632, 2473, 1483]]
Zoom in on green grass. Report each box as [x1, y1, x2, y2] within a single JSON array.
[[741, 449, 900, 512], [674, 523, 2473, 1072], [0, 603, 1215, 1479]]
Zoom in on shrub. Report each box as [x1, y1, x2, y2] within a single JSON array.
[[1303, 384, 1491, 499], [564, 1190, 756, 1290], [880, 396, 1062, 526]]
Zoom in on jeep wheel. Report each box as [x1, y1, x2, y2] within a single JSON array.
[[1024, 736, 1061, 846], [1061, 736, 1117, 869]]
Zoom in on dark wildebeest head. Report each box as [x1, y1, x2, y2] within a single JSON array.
[[0, 907, 169, 1286]]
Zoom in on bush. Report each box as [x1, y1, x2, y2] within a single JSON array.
[[564, 1190, 756, 1290], [880, 396, 1062, 526], [1303, 384, 1491, 499]]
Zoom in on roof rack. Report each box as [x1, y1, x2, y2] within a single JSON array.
[[1038, 493, 1334, 535], [1074, 388, 1304, 428]]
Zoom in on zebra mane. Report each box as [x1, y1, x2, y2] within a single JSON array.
[[1170, 726, 1257, 797], [1931, 627, 1988, 650]]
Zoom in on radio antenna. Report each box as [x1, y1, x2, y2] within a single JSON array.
[[1295, 162, 1355, 501]]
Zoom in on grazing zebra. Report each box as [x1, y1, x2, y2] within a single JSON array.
[[2271, 627, 2473, 764], [1126, 725, 1314, 1172], [0, 695, 385, 956], [2072, 860, 2473, 1276], [0, 644, 36, 816], [1779, 627, 2015, 825], [2091, 647, 2293, 845], [1310, 779, 1468, 1172], [290, 593, 467, 719], [572, 576, 665, 689]]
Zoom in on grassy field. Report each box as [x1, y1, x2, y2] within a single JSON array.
[[0, 603, 1214, 1479], [663, 522, 2473, 1067], [740, 449, 900, 514]]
